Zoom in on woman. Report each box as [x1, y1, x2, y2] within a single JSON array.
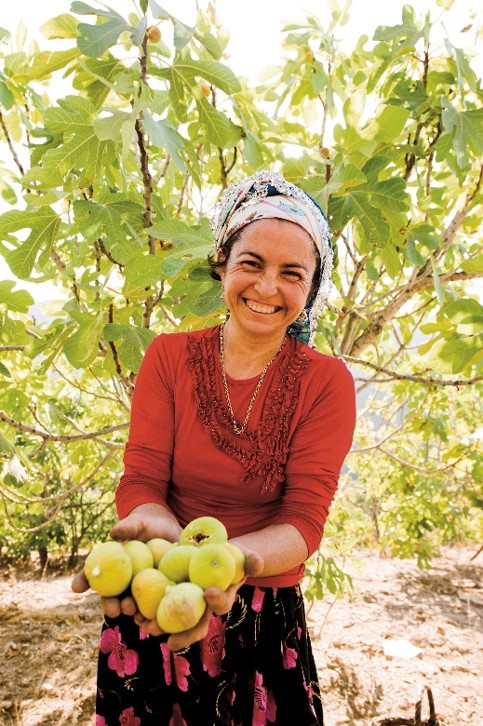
[[73, 170, 356, 725]]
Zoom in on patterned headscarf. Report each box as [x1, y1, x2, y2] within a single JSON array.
[[210, 169, 333, 347]]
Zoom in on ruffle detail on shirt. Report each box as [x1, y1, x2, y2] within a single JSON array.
[[187, 327, 311, 494]]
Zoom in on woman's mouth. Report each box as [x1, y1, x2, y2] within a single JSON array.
[[244, 299, 282, 315]]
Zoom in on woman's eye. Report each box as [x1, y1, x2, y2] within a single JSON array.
[[284, 270, 303, 280], [240, 259, 259, 268]]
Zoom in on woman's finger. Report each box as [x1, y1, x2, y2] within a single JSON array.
[[134, 612, 164, 636], [101, 596, 122, 618], [71, 570, 90, 593], [204, 586, 235, 616], [110, 518, 141, 542], [120, 595, 138, 617], [166, 607, 212, 651]]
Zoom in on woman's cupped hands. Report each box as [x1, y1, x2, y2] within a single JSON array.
[[71, 507, 264, 651]]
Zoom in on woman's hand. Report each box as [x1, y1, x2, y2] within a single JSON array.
[[71, 504, 182, 618], [133, 549, 264, 651], [71, 522, 264, 651]]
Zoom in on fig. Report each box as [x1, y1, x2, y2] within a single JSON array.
[[84, 541, 132, 597], [131, 568, 173, 619], [122, 540, 154, 576], [225, 542, 246, 584], [146, 537, 175, 568], [146, 25, 161, 43], [156, 582, 206, 633], [158, 543, 197, 583], [189, 542, 236, 591], [179, 516, 228, 547]]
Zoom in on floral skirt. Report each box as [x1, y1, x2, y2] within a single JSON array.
[[95, 584, 323, 726]]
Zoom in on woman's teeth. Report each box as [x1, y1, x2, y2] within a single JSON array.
[[245, 299, 280, 314]]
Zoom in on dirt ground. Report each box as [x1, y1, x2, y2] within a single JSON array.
[[0, 546, 481, 726]]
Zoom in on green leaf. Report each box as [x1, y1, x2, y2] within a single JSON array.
[[131, 16, 148, 47], [142, 112, 187, 171], [195, 95, 242, 148], [148, 0, 173, 20], [444, 298, 483, 334], [372, 105, 410, 143], [62, 311, 104, 368], [173, 20, 195, 50], [434, 336, 483, 375], [154, 66, 188, 121], [373, 8, 421, 45], [76, 56, 124, 109], [441, 100, 483, 168], [329, 169, 409, 247], [187, 281, 222, 316], [178, 58, 241, 95], [104, 323, 155, 371], [74, 198, 145, 264], [162, 241, 212, 276], [0, 315, 29, 345], [74, 5, 132, 57], [0, 79, 14, 110], [406, 238, 425, 266], [148, 219, 212, 245], [0, 431, 15, 455], [40, 14, 79, 40], [123, 254, 165, 298], [0, 360, 11, 377], [93, 109, 134, 141], [379, 244, 402, 279], [29, 48, 80, 80], [0, 207, 60, 279], [0, 280, 34, 312], [195, 32, 222, 60], [326, 164, 367, 195], [460, 254, 483, 275], [23, 96, 112, 187], [243, 132, 270, 171], [406, 224, 440, 266]]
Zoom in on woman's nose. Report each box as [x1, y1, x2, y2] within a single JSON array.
[[253, 271, 278, 297]]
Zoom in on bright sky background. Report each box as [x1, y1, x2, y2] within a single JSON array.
[[0, 0, 480, 302], [2, 0, 481, 77]]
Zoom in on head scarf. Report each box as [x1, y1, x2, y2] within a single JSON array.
[[210, 169, 333, 347]]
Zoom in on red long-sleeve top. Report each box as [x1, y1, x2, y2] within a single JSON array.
[[116, 325, 356, 587]]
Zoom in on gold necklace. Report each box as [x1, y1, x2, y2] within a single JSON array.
[[219, 322, 287, 435]]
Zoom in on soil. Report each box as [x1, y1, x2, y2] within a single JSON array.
[[0, 546, 481, 726]]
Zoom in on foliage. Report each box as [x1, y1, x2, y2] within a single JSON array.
[[304, 551, 354, 603], [0, 1, 481, 577]]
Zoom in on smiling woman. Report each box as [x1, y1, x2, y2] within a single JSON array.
[[73, 169, 356, 725]]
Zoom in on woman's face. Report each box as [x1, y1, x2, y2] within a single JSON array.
[[219, 218, 318, 342]]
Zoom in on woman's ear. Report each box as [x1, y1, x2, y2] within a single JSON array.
[[217, 250, 226, 280]]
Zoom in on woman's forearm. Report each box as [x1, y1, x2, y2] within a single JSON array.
[[230, 523, 309, 577]]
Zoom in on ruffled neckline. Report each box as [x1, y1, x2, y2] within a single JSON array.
[[187, 326, 311, 494]]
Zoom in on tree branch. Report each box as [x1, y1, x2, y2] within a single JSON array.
[[0, 409, 128, 443], [378, 446, 467, 476], [343, 356, 482, 386], [0, 109, 25, 176]]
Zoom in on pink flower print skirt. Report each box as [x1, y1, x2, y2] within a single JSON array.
[[95, 584, 323, 725]]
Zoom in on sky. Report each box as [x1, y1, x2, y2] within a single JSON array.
[[2, 0, 481, 78], [0, 0, 481, 302]]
